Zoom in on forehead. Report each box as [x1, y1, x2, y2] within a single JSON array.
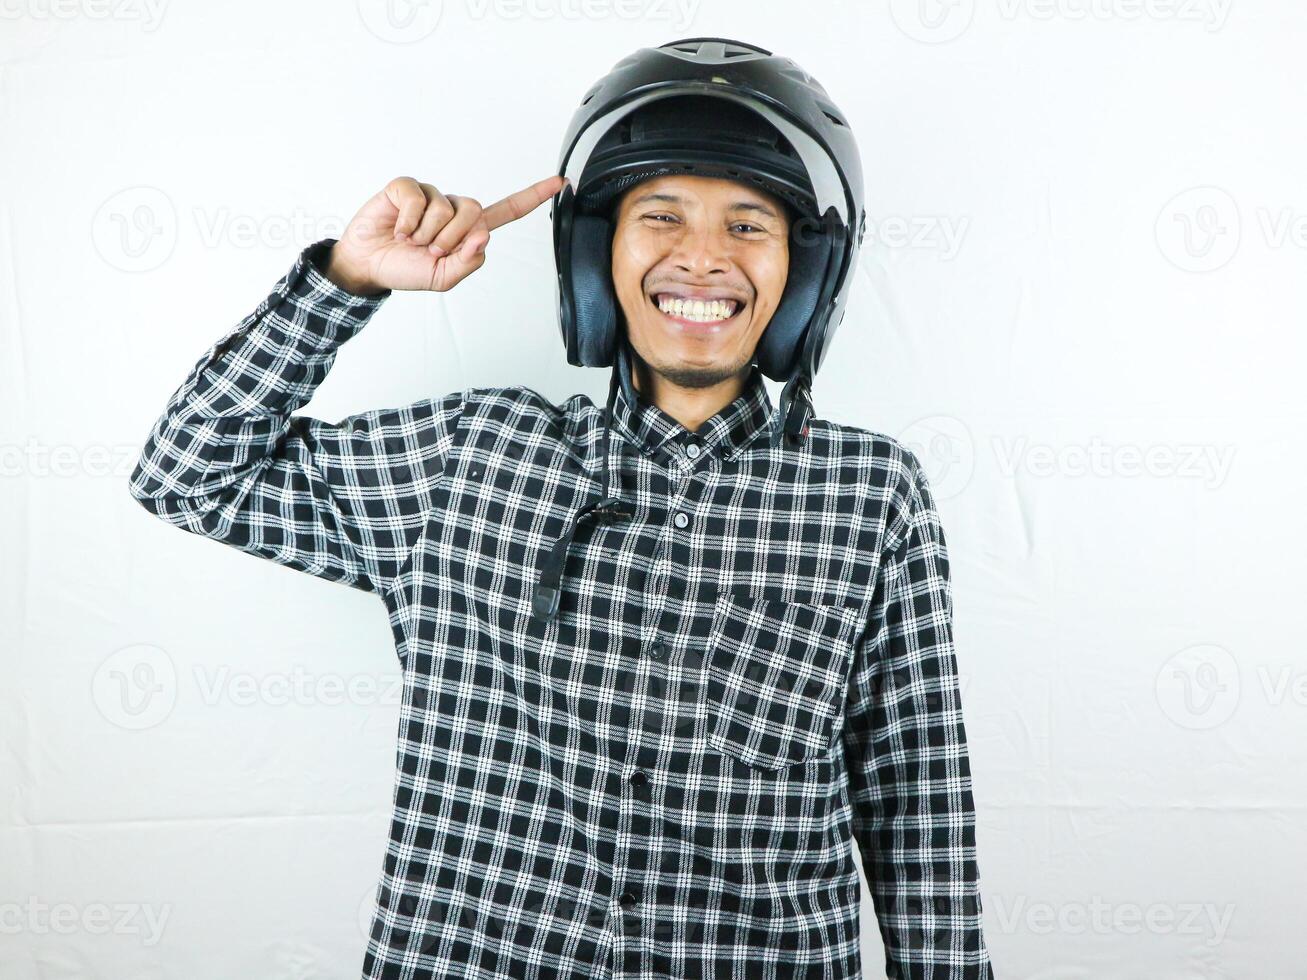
[[617, 173, 787, 216]]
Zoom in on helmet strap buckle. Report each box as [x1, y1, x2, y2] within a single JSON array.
[[771, 373, 813, 449]]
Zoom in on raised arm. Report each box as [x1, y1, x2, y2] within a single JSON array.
[[127, 174, 567, 596], [126, 238, 466, 595]]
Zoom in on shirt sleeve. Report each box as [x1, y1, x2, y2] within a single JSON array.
[[127, 237, 466, 597], [843, 448, 994, 978]]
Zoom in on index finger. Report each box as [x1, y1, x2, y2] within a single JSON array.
[[482, 175, 569, 231]]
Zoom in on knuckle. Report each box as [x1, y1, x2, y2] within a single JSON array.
[[427, 198, 455, 221]]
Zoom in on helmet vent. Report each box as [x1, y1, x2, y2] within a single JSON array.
[[662, 38, 771, 59], [720, 43, 758, 59]]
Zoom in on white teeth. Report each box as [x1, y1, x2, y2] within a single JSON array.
[[655, 294, 739, 322]]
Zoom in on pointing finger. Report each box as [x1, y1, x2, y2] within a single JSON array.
[[482, 175, 569, 231]]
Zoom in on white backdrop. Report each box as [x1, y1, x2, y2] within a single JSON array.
[[2, 2, 1303, 978]]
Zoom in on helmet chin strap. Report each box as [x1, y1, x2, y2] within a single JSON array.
[[614, 326, 641, 408], [532, 331, 636, 624], [771, 370, 813, 450]]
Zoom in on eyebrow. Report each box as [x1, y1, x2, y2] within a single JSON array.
[[627, 191, 780, 220]]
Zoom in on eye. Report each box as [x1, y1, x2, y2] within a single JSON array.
[[641, 214, 767, 235]]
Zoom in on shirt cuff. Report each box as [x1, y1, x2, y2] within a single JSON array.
[[300, 237, 393, 308]]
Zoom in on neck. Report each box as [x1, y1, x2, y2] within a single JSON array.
[[629, 350, 748, 435]]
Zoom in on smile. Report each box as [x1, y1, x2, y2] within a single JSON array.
[[649, 292, 746, 332]]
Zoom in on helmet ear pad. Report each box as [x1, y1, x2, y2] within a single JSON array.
[[753, 229, 832, 381], [567, 211, 833, 377], [570, 213, 619, 367]]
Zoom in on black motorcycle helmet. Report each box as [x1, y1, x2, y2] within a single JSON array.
[[551, 36, 866, 447], [533, 37, 866, 622]]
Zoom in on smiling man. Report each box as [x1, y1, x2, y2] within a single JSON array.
[[609, 172, 792, 425], [128, 37, 993, 980]]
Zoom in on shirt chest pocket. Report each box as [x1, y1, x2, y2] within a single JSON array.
[[703, 591, 864, 772]]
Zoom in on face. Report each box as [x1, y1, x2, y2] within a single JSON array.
[[609, 173, 791, 391]]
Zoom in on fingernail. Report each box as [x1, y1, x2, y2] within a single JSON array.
[[395, 231, 409, 242], [430, 244, 446, 256]]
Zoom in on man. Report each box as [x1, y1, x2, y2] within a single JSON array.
[[129, 38, 993, 980]]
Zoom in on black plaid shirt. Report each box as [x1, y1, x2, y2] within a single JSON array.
[[128, 238, 993, 979]]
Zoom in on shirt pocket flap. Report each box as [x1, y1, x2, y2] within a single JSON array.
[[704, 591, 863, 771]]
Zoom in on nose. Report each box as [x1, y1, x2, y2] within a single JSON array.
[[668, 220, 734, 278]]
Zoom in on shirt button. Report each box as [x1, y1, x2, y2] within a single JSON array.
[[647, 642, 666, 659], [673, 511, 689, 529], [685, 441, 701, 459], [618, 891, 638, 910], [628, 769, 648, 786]]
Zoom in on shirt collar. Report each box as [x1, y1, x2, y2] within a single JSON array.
[[609, 338, 776, 461]]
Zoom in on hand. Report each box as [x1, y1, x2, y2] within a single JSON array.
[[324, 174, 568, 296]]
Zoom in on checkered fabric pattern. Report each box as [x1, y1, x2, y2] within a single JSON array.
[[128, 238, 993, 979]]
